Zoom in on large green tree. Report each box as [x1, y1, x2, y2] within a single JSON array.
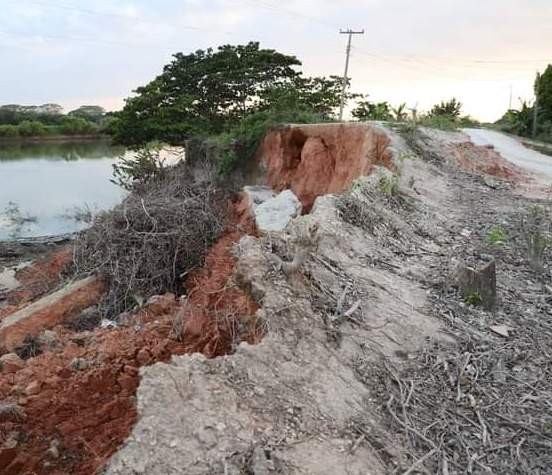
[[259, 75, 356, 119], [112, 42, 302, 145], [535, 66, 552, 125]]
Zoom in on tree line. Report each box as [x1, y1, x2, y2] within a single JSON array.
[[109, 41, 479, 175], [0, 105, 110, 138]]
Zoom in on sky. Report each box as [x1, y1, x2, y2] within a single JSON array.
[[0, 0, 551, 122]]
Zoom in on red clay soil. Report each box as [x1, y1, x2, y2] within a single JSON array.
[[448, 142, 527, 181], [0, 196, 260, 475], [0, 248, 73, 321], [260, 123, 395, 211]]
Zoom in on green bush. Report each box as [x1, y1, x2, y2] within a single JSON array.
[[418, 115, 459, 131], [0, 125, 19, 137], [111, 141, 167, 190], [60, 117, 97, 135], [18, 120, 47, 137], [215, 108, 320, 176], [487, 226, 507, 245]]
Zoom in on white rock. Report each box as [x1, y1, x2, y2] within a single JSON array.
[[243, 186, 276, 209], [254, 190, 302, 232]]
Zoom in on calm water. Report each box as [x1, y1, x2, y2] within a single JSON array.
[[0, 140, 126, 240]]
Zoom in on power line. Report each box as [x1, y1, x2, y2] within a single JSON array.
[[0, 28, 138, 47], [7, 0, 202, 30]]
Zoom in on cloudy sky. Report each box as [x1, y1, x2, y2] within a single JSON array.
[[0, 0, 550, 121]]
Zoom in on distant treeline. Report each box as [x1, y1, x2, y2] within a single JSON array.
[[0, 104, 113, 138]]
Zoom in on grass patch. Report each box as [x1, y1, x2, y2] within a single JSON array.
[[487, 226, 507, 245], [464, 291, 483, 306]]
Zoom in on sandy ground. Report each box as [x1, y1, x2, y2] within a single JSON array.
[[463, 128, 552, 183]]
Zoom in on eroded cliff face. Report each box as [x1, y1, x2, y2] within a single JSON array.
[[258, 123, 395, 211]]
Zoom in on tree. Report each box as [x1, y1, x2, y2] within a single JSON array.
[[60, 116, 97, 135], [535, 66, 552, 126], [429, 98, 462, 118], [258, 75, 356, 120], [69, 105, 106, 123], [352, 98, 392, 121], [0, 125, 19, 137], [392, 103, 408, 121], [18, 120, 46, 136], [496, 101, 534, 136], [112, 42, 301, 145]]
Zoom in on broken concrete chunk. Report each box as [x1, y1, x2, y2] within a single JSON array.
[[70, 357, 89, 371], [454, 258, 496, 310], [38, 330, 59, 349], [490, 324, 514, 338], [243, 185, 276, 209], [254, 190, 302, 232], [0, 353, 25, 374]]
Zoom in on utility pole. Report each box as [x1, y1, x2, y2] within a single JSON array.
[[532, 72, 540, 139], [339, 28, 364, 121], [509, 85, 513, 110]]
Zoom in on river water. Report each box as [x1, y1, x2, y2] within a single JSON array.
[[0, 140, 126, 240]]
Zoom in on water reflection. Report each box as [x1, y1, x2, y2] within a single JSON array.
[[0, 140, 126, 239]]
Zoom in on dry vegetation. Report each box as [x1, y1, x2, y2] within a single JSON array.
[[73, 162, 227, 317]]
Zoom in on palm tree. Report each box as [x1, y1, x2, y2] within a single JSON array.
[[392, 103, 407, 122]]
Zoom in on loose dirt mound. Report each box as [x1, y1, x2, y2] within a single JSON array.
[[259, 123, 395, 211]]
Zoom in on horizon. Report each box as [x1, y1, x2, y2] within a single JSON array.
[[1, 0, 550, 122]]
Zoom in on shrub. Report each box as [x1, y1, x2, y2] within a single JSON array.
[[487, 226, 507, 245], [111, 141, 167, 191], [0, 125, 19, 137], [17, 120, 46, 136], [60, 116, 97, 135], [215, 108, 320, 176], [418, 115, 458, 131], [429, 98, 462, 118], [378, 173, 400, 196], [464, 291, 483, 306]]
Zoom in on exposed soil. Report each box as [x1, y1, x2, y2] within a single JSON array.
[[0, 195, 260, 474], [2, 124, 550, 475], [448, 141, 527, 181], [260, 123, 395, 211]]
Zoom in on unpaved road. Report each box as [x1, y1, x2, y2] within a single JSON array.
[[463, 128, 552, 182]]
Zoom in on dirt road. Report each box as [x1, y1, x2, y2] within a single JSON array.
[[463, 127, 552, 182]]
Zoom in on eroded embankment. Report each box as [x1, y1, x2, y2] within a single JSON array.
[[3, 123, 519, 474], [0, 196, 261, 474], [259, 123, 395, 210]]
